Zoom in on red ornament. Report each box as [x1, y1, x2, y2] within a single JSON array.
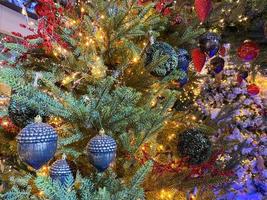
[[237, 41, 260, 62], [219, 46, 226, 57], [192, 48, 206, 72], [194, 0, 212, 22], [0, 116, 19, 135], [247, 84, 260, 96]]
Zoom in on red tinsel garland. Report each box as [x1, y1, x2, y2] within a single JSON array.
[[137, 145, 233, 179]]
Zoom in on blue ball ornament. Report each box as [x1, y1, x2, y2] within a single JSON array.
[[50, 155, 74, 185], [86, 129, 117, 172], [210, 56, 225, 74], [16, 116, 58, 170], [240, 71, 249, 79], [177, 49, 190, 72], [199, 32, 221, 57]]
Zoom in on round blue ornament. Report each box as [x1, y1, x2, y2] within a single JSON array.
[[199, 32, 221, 57], [86, 129, 117, 172], [177, 49, 190, 72], [16, 116, 58, 170], [210, 56, 225, 74], [50, 155, 74, 185]]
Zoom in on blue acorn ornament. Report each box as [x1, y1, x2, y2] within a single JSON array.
[[86, 129, 117, 172], [16, 116, 58, 170], [50, 154, 74, 185], [177, 49, 190, 72]]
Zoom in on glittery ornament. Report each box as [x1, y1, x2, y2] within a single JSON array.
[[247, 84, 260, 96], [192, 48, 206, 72], [178, 129, 211, 165], [194, 0, 212, 22], [0, 116, 19, 136], [17, 116, 58, 170], [145, 42, 178, 77], [237, 41, 260, 62], [8, 95, 49, 128], [86, 129, 117, 172], [177, 49, 190, 72]]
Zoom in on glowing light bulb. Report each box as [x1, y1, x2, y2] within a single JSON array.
[[133, 57, 138, 63]]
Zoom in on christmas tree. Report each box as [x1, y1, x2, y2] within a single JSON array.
[[0, 0, 266, 199]]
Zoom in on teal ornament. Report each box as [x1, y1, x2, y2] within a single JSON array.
[[17, 116, 58, 170], [145, 42, 178, 77], [50, 155, 74, 185], [8, 97, 39, 128], [86, 129, 117, 172], [8, 94, 49, 128]]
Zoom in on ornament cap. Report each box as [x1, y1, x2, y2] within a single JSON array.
[[99, 128, 105, 136], [34, 115, 42, 123], [62, 154, 67, 160]]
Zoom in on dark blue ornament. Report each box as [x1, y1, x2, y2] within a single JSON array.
[[177, 49, 190, 72], [86, 130, 117, 172], [50, 156, 74, 185], [179, 77, 188, 87], [210, 56, 225, 74], [145, 42, 178, 77], [17, 119, 58, 170], [240, 71, 249, 79], [199, 32, 221, 57]]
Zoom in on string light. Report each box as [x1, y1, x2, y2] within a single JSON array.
[[38, 191, 44, 196], [133, 57, 139, 63]]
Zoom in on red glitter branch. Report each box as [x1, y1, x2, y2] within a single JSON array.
[[137, 146, 233, 179]]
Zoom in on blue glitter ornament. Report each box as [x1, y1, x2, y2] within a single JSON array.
[[86, 129, 117, 172], [179, 77, 188, 87], [50, 155, 74, 185], [17, 116, 58, 170], [177, 49, 190, 72]]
